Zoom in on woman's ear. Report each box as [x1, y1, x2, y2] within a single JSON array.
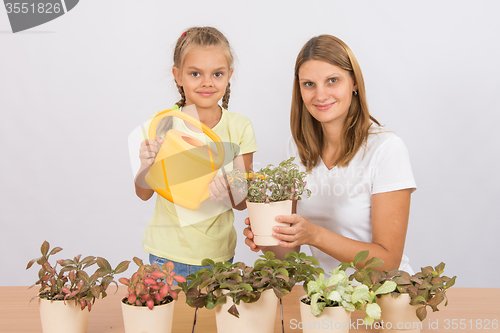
[[172, 67, 182, 86]]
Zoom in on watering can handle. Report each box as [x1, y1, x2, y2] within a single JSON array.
[[148, 109, 225, 168]]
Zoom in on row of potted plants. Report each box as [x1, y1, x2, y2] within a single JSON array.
[[27, 241, 456, 333]]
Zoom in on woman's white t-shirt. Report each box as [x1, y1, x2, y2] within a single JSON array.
[[284, 125, 417, 275]]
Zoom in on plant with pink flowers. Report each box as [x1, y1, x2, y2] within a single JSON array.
[[119, 257, 186, 310]]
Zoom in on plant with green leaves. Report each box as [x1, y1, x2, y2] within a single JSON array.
[[226, 157, 311, 203], [304, 251, 397, 324], [119, 257, 186, 310], [351, 253, 456, 321], [26, 240, 130, 311], [182, 251, 321, 318]]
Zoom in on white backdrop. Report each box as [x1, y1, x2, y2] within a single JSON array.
[[1, 0, 499, 287]]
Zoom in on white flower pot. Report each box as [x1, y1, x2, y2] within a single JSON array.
[[39, 298, 89, 333], [299, 296, 351, 333], [247, 200, 292, 246], [215, 289, 278, 333], [121, 298, 175, 333], [377, 294, 422, 333]]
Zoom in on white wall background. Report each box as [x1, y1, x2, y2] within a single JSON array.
[[1, 0, 499, 287]]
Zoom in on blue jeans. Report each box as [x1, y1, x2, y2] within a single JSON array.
[[149, 254, 234, 282]]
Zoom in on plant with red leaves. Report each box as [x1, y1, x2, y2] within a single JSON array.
[[26, 240, 130, 311], [119, 257, 186, 310]]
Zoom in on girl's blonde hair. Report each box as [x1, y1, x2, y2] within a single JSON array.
[[290, 35, 381, 171], [154, 27, 234, 139], [173, 26, 233, 110]]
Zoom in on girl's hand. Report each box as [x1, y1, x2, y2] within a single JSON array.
[[209, 175, 230, 203], [243, 217, 267, 252], [272, 214, 319, 248], [139, 138, 164, 168]]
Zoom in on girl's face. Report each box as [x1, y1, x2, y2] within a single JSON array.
[[173, 45, 232, 112], [298, 60, 357, 128]]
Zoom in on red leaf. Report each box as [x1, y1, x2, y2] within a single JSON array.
[[128, 293, 137, 304], [160, 284, 170, 299], [41, 241, 50, 256], [119, 278, 130, 286], [165, 261, 174, 273], [174, 275, 186, 283], [166, 276, 173, 285], [147, 299, 154, 310], [170, 290, 178, 301], [416, 306, 427, 321], [49, 247, 63, 256], [151, 271, 166, 279]]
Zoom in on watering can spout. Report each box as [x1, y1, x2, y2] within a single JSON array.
[[144, 109, 225, 210]]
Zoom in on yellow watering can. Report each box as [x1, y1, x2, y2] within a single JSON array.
[[145, 109, 225, 210]]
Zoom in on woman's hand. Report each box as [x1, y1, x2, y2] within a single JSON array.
[[139, 138, 164, 168], [272, 214, 320, 248], [243, 217, 267, 252]]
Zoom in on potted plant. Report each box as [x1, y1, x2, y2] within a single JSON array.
[[351, 252, 457, 332], [182, 251, 321, 333], [26, 241, 130, 333], [118, 257, 186, 333], [300, 251, 397, 332], [227, 157, 311, 246]]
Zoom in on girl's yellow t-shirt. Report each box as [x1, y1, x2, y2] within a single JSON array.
[[141, 107, 258, 265]]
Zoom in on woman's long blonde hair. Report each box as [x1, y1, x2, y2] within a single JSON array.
[[290, 35, 380, 171]]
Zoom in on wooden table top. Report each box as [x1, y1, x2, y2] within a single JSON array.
[[0, 286, 498, 332]]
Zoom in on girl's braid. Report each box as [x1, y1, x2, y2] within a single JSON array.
[[222, 82, 231, 110]]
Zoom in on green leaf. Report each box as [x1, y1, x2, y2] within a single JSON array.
[[310, 293, 326, 317], [434, 262, 445, 273], [411, 295, 426, 305], [445, 276, 457, 289], [201, 258, 215, 267], [421, 266, 433, 275], [273, 286, 288, 299], [364, 257, 385, 269], [26, 258, 39, 270], [49, 247, 63, 256], [133, 257, 143, 267], [96, 257, 112, 272], [374, 281, 397, 295], [114, 261, 130, 274], [353, 250, 369, 266]]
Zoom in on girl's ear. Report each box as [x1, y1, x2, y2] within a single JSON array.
[[172, 67, 182, 86], [228, 68, 234, 81]]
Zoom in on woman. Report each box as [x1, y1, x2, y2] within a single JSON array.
[[244, 35, 416, 274]]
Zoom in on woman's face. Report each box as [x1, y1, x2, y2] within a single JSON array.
[[298, 60, 357, 127]]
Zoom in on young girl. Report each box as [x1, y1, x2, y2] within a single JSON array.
[[244, 34, 416, 274], [134, 27, 258, 276]]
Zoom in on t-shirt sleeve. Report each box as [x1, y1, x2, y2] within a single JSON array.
[[371, 136, 417, 194], [237, 117, 258, 155]]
